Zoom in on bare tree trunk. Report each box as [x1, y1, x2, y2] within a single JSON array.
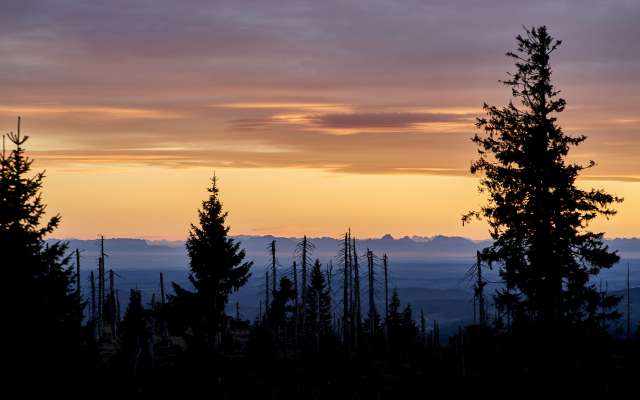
[[76, 249, 81, 300], [301, 236, 308, 333], [477, 251, 486, 326], [271, 240, 277, 296], [383, 254, 389, 327], [352, 238, 360, 348], [90, 270, 96, 325], [98, 236, 105, 337], [76, 249, 82, 329], [342, 232, 350, 347], [367, 250, 376, 337]]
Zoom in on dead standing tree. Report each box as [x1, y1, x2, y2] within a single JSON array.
[[270, 240, 277, 297], [326, 260, 335, 333], [340, 232, 351, 347], [466, 251, 487, 326], [296, 236, 314, 335], [90, 270, 96, 325], [383, 254, 389, 339], [367, 249, 377, 338], [75, 249, 81, 301], [96, 235, 107, 338], [292, 261, 299, 339], [76, 249, 82, 328], [352, 238, 361, 348]]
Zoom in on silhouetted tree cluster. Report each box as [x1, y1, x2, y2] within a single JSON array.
[[4, 25, 640, 396]]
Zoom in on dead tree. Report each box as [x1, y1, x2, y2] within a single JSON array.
[[90, 270, 96, 324], [296, 236, 314, 333], [352, 237, 361, 347], [367, 249, 376, 337], [97, 236, 106, 336], [476, 251, 486, 326], [383, 254, 389, 343], [293, 261, 299, 339], [347, 231, 353, 324], [326, 260, 335, 333], [270, 240, 277, 296], [342, 232, 351, 346], [383, 254, 389, 323], [76, 249, 81, 300], [467, 251, 487, 326]]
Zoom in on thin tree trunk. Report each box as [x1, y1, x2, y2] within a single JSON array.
[[368, 250, 375, 337], [342, 232, 350, 347], [301, 236, 308, 333], [352, 238, 360, 348], [90, 270, 96, 325], [271, 240, 277, 296]]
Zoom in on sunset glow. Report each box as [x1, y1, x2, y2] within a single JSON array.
[[2, 0, 638, 240]]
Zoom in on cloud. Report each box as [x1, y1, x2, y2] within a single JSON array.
[[309, 112, 471, 129], [0, 105, 184, 119], [0, 0, 638, 182]]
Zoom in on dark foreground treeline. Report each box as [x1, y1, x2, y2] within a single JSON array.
[[2, 26, 640, 396]]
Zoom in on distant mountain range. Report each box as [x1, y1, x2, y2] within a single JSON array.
[[51, 235, 640, 333], [51, 235, 640, 270]]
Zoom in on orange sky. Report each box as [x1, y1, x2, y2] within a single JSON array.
[[2, 1, 639, 240]]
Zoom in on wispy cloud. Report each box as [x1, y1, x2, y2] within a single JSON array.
[[0, 105, 184, 119], [0, 0, 638, 182]]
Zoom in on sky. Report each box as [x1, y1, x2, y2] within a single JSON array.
[[1, 0, 639, 240]]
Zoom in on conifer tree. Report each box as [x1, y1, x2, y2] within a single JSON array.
[[401, 304, 416, 342], [117, 289, 149, 370], [269, 277, 296, 335], [464, 27, 621, 328], [305, 259, 332, 338], [1, 118, 80, 360], [172, 175, 252, 349], [387, 289, 402, 343]]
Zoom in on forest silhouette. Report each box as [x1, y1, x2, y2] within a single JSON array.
[[2, 26, 638, 396]]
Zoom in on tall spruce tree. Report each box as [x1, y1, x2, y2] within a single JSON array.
[[464, 27, 621, 328], [172, 175, 252, 349], [1, 118, 81, 386]]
